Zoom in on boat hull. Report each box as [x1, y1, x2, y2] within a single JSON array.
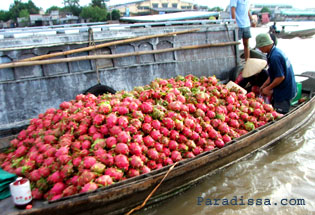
[[1, 95, 314, 215], [275, 28, 315, 39]]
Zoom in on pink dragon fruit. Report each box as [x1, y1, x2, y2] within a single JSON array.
[[95, 175, 113, 187], [130, 155, 144, 168], [62, 185, 78, 197], [80, 182, 98, 193], [106, 113, 118, 128], [105, 168, 124, 181], [129, 142, 142, 156], [50, 182, 66, 196], [140, 102, 153, 113], [83, 156, 97, 169], [147, 148, 159, 161], [127, 169, 140, 178], [115, 143, 129, 155], [143, 135, 155, 147], [47, 171, 63, 184], [106, 136, 117, 149], [114, 154, 129, 171], [214, 139, 225, 148], [117, 131, 131, 143], [77, 170, 97, 186], [171, 150, 182, 162]]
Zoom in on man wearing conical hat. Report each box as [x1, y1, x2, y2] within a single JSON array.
[[239, 58, 269, 96], [255, 33, 297, 114]]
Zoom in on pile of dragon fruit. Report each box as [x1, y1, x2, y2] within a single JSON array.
[[0, 75, 282, 201]]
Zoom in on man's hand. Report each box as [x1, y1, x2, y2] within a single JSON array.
[[261, 87, 273, 96]]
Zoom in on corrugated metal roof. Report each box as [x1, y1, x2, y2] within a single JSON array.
[[120, 11, 219, 22], [281, 9, 315, 16]]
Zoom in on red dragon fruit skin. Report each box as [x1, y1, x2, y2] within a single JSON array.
[[105, 168, 124, 181], [171, 150, 182, 162], [83, 156, 97, 169], [129, 143, 142, 156], [62, 185, 78, 197], [47, 171, 63, 184], [114, 154, 129, 171], [117, 131, 131, 143], [118, 116, 129, 128], [147, 148, 159, 161], [50, 182, 66, 196], [127, 169, 140, 178], [140, 102, 153, 113], [214, 139, 225, 148], [80, 182, 98, 193], [130, 155, 144, 168], [140, 165, 151, 174], [106, 136, 117, 149], [143, 135, 155, 148], [29, 169, 41, 181], [77, 171, 97, 186], [115, 143, 129, 155], [142, 123, 152, 134], [32, 188, 44, 200], [95, 175, 113, 187]]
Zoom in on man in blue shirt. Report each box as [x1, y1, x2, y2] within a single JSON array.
[[255, 33, 297, 114], [230, 0, 254, 61]]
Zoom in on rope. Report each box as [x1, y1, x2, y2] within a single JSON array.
[[125, 162, 179, 215], [88, 28, 101, 84]]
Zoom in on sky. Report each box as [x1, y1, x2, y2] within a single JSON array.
[[1, 0, 315, 11]]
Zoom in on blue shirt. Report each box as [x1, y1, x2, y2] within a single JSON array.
[[230, 0, 250, 28], [267, 46, 297, 102]]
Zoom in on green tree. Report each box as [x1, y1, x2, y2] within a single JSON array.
[[8, 0, 39, 21], [63, 0, 82, 16], [26, 0, 39, 14], [80, 6, 107, 22], [63, 0, 80, 7], [0, 10, 11, 21], [110, 9, 120, 20], [261, 7, 271, 14], [19, 9, 29, 18], [208, 7, 223, 12], [46, 6, 62, 14], [18, 9, 29, 26], [91, 0, 106, 8]]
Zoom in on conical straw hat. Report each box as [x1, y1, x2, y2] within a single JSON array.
[[242, 58, 267, 78]]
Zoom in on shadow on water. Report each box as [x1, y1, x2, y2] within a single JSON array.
[[137, 115, 315, 215]]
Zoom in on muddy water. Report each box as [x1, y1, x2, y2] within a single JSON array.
[[137, 23, 315, 215]]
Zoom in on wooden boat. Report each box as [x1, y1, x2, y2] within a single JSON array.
[[0, 20, 314, 214], [274, 28, 315, 39], [0, 72, 314, 215]]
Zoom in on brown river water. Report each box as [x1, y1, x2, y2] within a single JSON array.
[[137, 23, 315, 215]]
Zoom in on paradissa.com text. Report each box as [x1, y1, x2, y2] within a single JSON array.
[[197, 196, 305, 206]]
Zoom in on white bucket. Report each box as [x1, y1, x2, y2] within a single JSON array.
[[9, 177, 32, 206]]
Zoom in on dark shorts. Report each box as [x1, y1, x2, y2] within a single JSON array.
[[273, 99, 291, 114], [238, 27, 251, 40]]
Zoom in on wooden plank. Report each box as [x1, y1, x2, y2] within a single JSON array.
[[0, 41, 240, 69], [18, 29, 200, 62]]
